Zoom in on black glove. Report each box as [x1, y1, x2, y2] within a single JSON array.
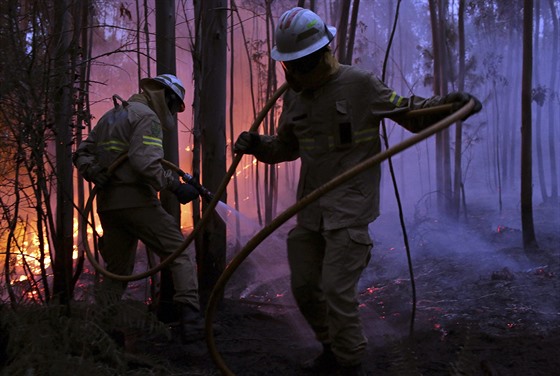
[[234, 131, 261, 154], [443, 92, 482, 120], [86, 165, 110, 188], [171, 183, 199, 204]]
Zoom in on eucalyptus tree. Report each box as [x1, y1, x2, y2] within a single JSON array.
[[521, 0, 538, 249], [195, 0, 227, 306]]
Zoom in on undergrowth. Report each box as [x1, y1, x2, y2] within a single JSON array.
[[0, 300, 174, 375]]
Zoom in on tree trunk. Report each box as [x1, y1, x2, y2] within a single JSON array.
[[199, 0, 227, 307], [429, 0, 451, 213], [336, 0, 351, 64], [344, 0, 360, 65], [547, 0, 559, 201], [229, 0, 241, 249], [154, 0, 182, 322], [521, 0, 538, 249], [533, 0, 548, 204], [264, 3, 279, 225], [52, 0, 76, 304], [452, 0, 465, 218]]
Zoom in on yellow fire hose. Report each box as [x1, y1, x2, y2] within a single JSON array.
[[204, 99, 475, 376]]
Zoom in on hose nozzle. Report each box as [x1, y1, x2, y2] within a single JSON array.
[[179, 170, 215, 202]]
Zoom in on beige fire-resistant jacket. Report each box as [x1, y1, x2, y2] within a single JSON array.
[[73, 95, 175, 212], [252, 64, 449, 231]]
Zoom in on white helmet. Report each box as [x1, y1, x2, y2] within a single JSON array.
[[140, 73, 186, 112], [271, 7, 336, 62]]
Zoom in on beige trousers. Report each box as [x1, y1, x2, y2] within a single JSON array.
[[98, 206, 199, 310], [287, 225, 372, 366]]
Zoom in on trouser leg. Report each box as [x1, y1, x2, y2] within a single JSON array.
[[98, 212, 137, 304], [287, 225, 330, 343], [322, 226, 372, 366], [132, 206, 200, 311]]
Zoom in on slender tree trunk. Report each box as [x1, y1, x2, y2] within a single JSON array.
[[429, 0, 451, 213], [336, 0, 351, 64], [199, 0, 227, 307], [533, 0, 548, 203], [453, 0, 465, 218], [547, 0, 559, 201], [153, 0, 183, 322], [229, 0, 241, 249], [144, 0, 152, 77], [52, 0, 76, 304], [501, 26, 516, 188], [191, 0, 203, 277], [509, 30, 522, 187], [74, 0, 93, 298], [344, 0, 360, 65], [521, 0, 538, 249], [264, 2, 279, 225]]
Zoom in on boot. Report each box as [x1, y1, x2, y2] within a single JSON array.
[[178, 304, 205, 344], [301, 343, 338, 374]]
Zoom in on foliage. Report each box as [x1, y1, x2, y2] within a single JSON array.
[[0, 300, 173, 375]]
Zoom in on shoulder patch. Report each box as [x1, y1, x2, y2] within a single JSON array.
[[150, 121, 162, 137]]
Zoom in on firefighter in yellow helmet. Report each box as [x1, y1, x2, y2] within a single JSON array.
[[235, 7, 482, 375], [73, 74, 205, 344]]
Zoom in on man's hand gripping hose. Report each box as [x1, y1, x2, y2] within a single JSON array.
[[161, 160, 215, 202], [204, 98, 476, 376]]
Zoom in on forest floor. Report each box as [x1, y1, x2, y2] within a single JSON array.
[[1, 199, 558, 376], [127, 199, 560, 376]]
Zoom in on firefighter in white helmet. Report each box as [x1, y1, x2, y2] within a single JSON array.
[[235, 7, 482, 375], [74, 73, 206, 344]]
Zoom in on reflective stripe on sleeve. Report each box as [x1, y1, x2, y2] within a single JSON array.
[[142, 135, 163, 148], [100, 139, 128, 152], [389, 91, 404, 107]]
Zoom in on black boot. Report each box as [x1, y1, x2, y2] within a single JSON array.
[[178, 304, 205, 344], [302, 343, 338, 374]]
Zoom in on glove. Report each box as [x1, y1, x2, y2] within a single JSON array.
[[234, 131, 261, 154], [171, 183, 199, 204], [86, 164, 110, 188], [442, 92, 482, 121]]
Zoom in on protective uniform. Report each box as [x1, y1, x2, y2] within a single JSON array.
[[250, 63, 452, 366], [73, 77, 200, 314]]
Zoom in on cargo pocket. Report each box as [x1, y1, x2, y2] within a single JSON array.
[[347, 226, 373, 267]]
